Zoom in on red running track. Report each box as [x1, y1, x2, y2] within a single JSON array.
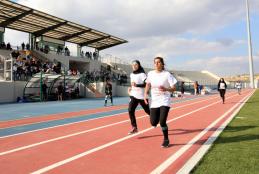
[[0, 90, 253, 174]]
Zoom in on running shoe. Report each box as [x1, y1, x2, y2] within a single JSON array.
[[128, 127, 138, 135], [161, 139, 170, 148]]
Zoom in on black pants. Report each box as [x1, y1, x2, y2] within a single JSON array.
[[128, 96, 150, 128], [219, 89, 226, 102], [105, 94, 113, 104], [150, 106, 170, 140], [150, 106, 170, 128]]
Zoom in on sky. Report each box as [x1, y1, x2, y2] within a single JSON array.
[[4, 0, 259, 76]]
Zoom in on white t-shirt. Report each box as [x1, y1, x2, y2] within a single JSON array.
[[235, 82, 241, 89], [219, 82, 226, 89], [130, 72, 146, 99], [146, 70, 177, 108]]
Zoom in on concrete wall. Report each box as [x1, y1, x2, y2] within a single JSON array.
[[34, 50, 102, 72], [0, 81, 26, 103], [116, 85, 129, 97], [0, 81, 129, 103], [78, 82, 129, 98]]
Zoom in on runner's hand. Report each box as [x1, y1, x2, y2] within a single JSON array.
[[144, 95, 148, 105], [159, 86, 167, 92]]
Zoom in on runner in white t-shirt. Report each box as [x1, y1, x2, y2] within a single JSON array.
[[235, 81, 242, 95], [144, 57, 177, 148], [128, 60, 150, 134], [217, 78, 227, 104]]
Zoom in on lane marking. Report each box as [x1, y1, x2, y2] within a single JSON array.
[[0, 103, 127, 123], [0, 107, 127, 130], [0, 94, 223, 155], [0, 105, 128, 129], [0, 96, 201, 127], [30, 92, 246, 174], [176, 90, 255, 174], [150, 91, 254, 174], [0, 94, 219, 139]]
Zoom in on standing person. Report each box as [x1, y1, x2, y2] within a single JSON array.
[[57, 82, 64, 101], [193, 81, 198, 95], [218, 78, 227, 104], [21, 42, 25, 50], [42, 81, 48, 101], [180, 81, 185, 98], [235, 81, 242, 95], [127, 60, 150, 134], [104, 78, 113, 106], [144, 57, 177, 148]]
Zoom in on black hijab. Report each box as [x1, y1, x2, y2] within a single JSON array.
[[132, 60, 145, 74]]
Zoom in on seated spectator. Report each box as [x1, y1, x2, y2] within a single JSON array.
[[72, 69, 77, 76], [67, 69, 72, 75], [6, 42, 12, 50]]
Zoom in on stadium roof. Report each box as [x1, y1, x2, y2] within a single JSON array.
[[0, 0, 127, 50]]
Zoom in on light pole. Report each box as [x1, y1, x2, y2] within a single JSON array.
[[245, 0, 255, 88]]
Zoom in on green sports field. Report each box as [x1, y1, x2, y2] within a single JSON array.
[[192, 89, 259, 174]]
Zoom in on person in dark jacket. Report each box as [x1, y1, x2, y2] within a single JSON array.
[[218, 78, 227, 104], [180, 81, 185, 98], [42, 81, 48, 101], [57, 82, 64, 101], [104, 78, 113, 106]]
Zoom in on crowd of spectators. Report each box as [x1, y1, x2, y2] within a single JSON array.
[[11, 49, 62, 81], [82, 67, 128, 85], [67, 69, 80, 76], [80, 50, 99, 60], [2, 42, 128, 85]]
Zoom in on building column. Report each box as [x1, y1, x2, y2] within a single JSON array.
[[77, 45, 81, 57], [0, 27, 5, 43], [29, 33, 36, 50]]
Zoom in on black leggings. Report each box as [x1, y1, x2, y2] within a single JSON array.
[[150, 106, 170, 128], [150, 106, 170, 140], [219, 89, 226, 102], [128, 96, 150, 128]]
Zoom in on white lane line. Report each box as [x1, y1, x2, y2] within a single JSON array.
[[30, 93, 242, 174], [0, 96, 198, 130], [176, 90, 255, 174], [0, 96, 203, 128], [0, 94, 220, 155], [0, 94, 218, 139], [150, 91, 253, 174]]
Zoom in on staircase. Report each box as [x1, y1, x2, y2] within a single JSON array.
[[80, 76, 104, 98]]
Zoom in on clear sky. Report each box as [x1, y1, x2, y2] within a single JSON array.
[[5, 0, 259, 76]]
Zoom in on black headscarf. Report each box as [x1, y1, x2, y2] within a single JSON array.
[[132, 60, 145, 74]]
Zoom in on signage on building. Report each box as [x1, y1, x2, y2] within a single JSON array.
[[40, 36, 65, 45]]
